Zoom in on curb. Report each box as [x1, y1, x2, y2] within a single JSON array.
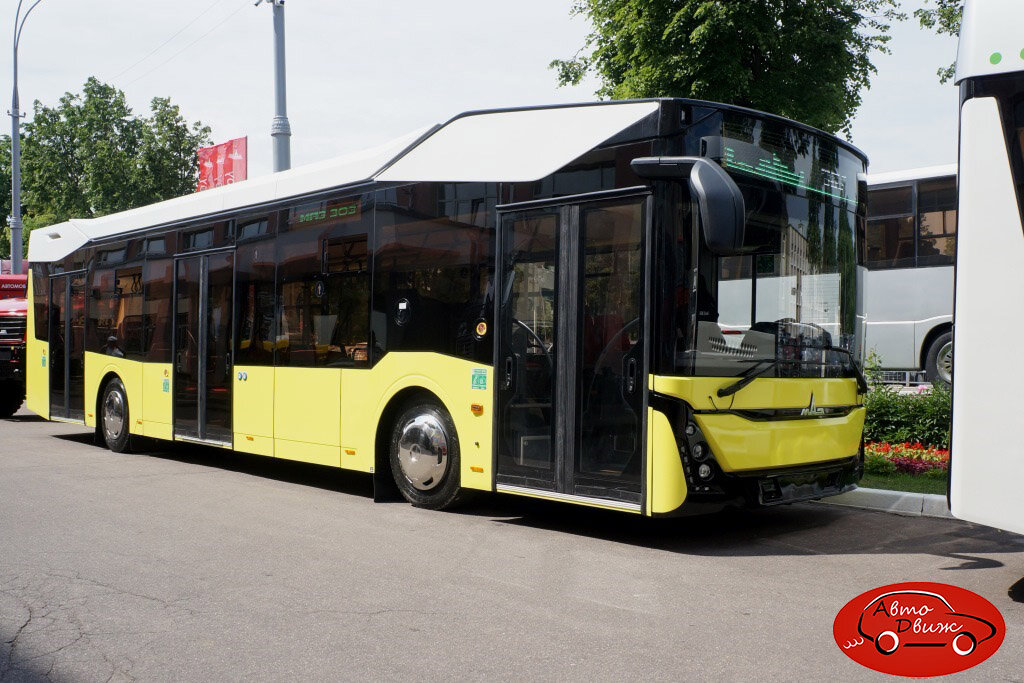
[[815, 487, 954, 519]]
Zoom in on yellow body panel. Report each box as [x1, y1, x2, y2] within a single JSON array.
[[647, 408, 688, 514], [340, 353, 492, 490], [275, 439, 339, 467], [234, 365, 275, 449], [25, 275, 48, 419], [141, 363, 173, 432], [236, 434, 275, 458], [653, 376, 862, 411], [83, 353, 143, 434], [695, 409, 865, 472], [274, 367, 340, 464]]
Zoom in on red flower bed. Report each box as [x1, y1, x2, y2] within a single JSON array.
[[865, 442, 949, 475]]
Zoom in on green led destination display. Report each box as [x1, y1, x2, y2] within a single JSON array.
[[704, 135, 858, 208], [290, 199, 361, 227]]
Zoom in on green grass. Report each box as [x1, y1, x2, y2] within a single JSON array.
[[860, 472, 948, 496]]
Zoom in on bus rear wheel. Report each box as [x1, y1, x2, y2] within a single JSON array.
[[925, 331, 953, 387], [389, 399, 463, 510], [100, 378, 133, 453]]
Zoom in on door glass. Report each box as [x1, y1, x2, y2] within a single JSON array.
[[204, 252, 233, 442], [49, 277, 66, 417], [174, 258, 201, 438], [67, 274, 87, 420], [497, 213, 559, 488], [576, 199, 644, 496]]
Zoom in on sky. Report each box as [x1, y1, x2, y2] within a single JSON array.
[[2, 0, 960, 179]]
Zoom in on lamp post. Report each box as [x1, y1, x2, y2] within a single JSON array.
[[256, 0, 291, 172], [8, 0, 44, 275]]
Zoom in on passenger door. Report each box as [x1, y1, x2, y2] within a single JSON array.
[[48, 272, 86, 422], [494, 192, 649, 509], [173, 251, 234, 445]]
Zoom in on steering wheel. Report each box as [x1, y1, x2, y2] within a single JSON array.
[[511, 318, 553, 370]]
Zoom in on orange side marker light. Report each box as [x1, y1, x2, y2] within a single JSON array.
[[470, 466, 484, 473], [470, 404, 484, 416]]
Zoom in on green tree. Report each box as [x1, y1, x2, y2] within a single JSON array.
[[915, 0, 963, 83], [1, 77, 211, 259], [551, 0, 904, 134]]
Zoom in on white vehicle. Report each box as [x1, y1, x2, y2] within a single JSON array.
[[863, 165, 957, 385], [950, 0, 1024, 535]]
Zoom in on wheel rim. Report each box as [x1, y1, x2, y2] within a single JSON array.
[[937, 340, 953, 385], [102, 389, 125, 442], [396, 413, 449, 491]]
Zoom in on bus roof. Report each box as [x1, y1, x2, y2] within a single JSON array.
[[865, 164, 957, 187], [27, 98, 863, 264]]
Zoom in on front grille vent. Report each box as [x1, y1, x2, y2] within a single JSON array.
[[0, 316, 27, 342]]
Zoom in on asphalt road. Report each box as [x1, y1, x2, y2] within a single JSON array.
[[2, 409, 1023, 682]]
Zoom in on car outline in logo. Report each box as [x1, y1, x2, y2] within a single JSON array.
[[856, 590, 997, 657]]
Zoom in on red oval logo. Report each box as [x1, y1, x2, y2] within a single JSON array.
[[834, 582, 1005, 677]]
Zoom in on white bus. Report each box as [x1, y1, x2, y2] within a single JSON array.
[[950, 0, 1024, 535], [863, 165, 957, 385]]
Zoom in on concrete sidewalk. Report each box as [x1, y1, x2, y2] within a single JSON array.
[[817, 486, 953, 519]]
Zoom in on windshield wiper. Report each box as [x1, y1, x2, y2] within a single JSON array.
[[716, 347, 869, 399], [717, 358, 779, 398]]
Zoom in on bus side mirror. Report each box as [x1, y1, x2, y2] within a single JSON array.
[[630, 156, 746, 255]]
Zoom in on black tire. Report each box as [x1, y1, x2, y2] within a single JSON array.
[[0, 380, 25, 418], [99, 378, 133, 453], [388, 398, 463, 510], [924, 331, 953, 387]]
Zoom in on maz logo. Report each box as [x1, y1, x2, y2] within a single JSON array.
[[800, 393, 826, 417]]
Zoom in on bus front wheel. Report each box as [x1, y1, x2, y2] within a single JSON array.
[[389, 399, 463, 510], [100, 378, 133, 453]]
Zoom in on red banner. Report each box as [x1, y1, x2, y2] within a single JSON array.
[[197, 137, 247, 192]]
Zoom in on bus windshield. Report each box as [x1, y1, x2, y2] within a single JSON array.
[[675, 110, 867, 378]]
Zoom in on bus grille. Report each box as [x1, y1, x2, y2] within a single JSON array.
[[0, 316, 27, 343]]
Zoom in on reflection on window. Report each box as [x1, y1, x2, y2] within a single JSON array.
[[143, 260, 173, 362], [917, 178, 957, 266], [90, 266, 144, 359], [866, 216, 915, 268]]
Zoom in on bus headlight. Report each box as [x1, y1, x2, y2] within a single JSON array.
[[697, 463, 714, 480]]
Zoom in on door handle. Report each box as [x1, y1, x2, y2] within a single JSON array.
[[624, 357, 638, 395], [503, 355, 515, 391]]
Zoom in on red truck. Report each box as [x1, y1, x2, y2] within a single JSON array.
[[0, 273, 28, 418]]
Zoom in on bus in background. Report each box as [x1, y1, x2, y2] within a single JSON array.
[[950, 0, 1024, 535], [863, 165, 957, 386], [0, 273, 28, 417], [24, 99, 869, 516]]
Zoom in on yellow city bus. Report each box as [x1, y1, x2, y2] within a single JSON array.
[[24, 100, 868, 514]]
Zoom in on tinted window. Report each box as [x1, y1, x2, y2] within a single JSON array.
[[235, 223, 276, 366], [917, 177, 957, 266], [143, 259, 173, 362], [32, 265, 49, 340], [866, 216, 915, 268], [277, 196, 371, 367], [510, 141, 653, 203], [373, 183, 495, 363], [89, 266, 144, 359], [867, 186, 913, 217]]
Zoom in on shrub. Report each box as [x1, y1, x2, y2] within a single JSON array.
[[864, 442, 949, 476], [863, 386, 951, 449]]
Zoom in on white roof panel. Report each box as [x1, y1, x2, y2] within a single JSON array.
[[28, 101, 661, 264], [866, 164, 958, 187], [377, 102, 660, 183]]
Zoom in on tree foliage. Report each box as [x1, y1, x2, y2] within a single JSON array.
[[915, 0, 963, 83], [551, 0, 904, 134], [1, 77, 211, 259]]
